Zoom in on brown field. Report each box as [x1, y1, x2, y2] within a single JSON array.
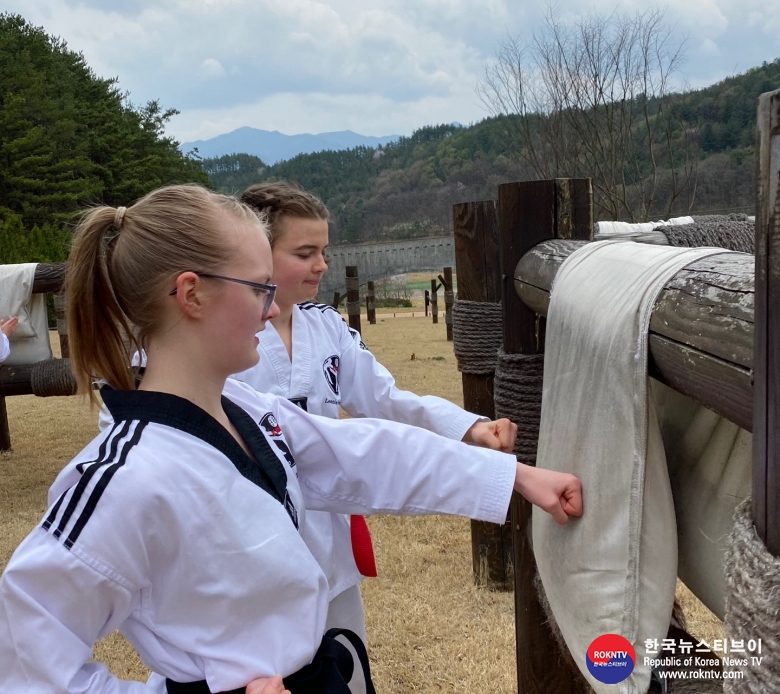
[[0, 319, 722, 691]]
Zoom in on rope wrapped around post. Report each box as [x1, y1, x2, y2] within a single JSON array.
[[453, 300, 545, 462], [30, 358, 77, 397], [451, 300, 503, 375], [493, 350, 545, 464], [723, 499, 780, 692], [661, 217, 755, 254]]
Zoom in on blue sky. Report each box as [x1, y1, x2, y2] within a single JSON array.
[[5, 0, 780, 142]]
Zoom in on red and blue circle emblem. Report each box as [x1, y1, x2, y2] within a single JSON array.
[[586, 634, 636, 684]]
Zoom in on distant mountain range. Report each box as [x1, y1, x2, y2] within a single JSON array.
[[180, 127, 400, 164]]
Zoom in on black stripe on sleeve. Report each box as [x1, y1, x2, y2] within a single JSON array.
[[64, 421, 147, 550], [43, 420, 123, 531], [51, 420, 133, 539], [41, 491, 68, 532]]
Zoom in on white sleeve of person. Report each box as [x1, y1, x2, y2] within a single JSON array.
[[0, 531, 151, 693], [334, 315, 482, 440], [229, 381, 516, 523], [0, 332, 9, 363], [532, 240, 729, 694]]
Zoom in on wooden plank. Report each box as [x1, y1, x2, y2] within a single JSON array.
[[499, 181, 556, 354], [514, 241, 756, 430], [453, 199, 513, 591], [754, 88, 780, 556], [648, 335, 753, 431], [499, 180, 586, 694], [515, 242, 756, 370], [652, 255, 754, 368], [555, 178, 594, 241]]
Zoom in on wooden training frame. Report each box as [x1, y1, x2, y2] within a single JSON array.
[[452, 86, 780, 690], [0, 262, 73, 450]]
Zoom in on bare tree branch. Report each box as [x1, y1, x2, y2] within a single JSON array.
[[478, 5, 696, 221]]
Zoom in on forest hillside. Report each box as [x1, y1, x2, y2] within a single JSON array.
[[203, 59, 780, 244], [0, 14, 208, 263]]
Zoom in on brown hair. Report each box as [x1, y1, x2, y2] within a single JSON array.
[[66, 184, 265, 402], [240, 181, 328, 245]]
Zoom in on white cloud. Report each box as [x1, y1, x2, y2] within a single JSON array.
[[700, 38, 719, 55], [3, 0, 779, 142], [200, 58, 226, 78]]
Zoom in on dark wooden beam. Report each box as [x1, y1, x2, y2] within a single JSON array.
[[0, 358, 77, 397], [499, 179, 592, 694], [754, 88, 780, 556], [366, 281, 376, 325], [0, 397, 10, 451], [513, 240, 755, 431], [453, 199, 512, 591], [345, 266, 361, 332], [441, 267, 454, 341], [430, 279, 439, 324]]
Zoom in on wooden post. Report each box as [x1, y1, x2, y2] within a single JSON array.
[[430, 279, 439, 324], [366, 281, 376, 325], [53, 293, 68, 358], [754, 89, 780, 556], [345, 266, 361, 333], [454, 200, 513, 590], [424, 289, 430, 316], [499, 179, 592, 694], [0, 396, 10, 451], [439, 267, 454, 341], [332, 292, 340, 309]]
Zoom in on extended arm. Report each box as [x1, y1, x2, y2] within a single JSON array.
[[338, 323, 514, 448], [273, 397, 581, 524]]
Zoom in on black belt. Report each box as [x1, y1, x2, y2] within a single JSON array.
[[165, 629, 376, 694]]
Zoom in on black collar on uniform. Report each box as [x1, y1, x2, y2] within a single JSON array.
[[100, 387, 290, 509]]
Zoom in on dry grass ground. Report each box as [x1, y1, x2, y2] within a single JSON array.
[[0, 322, 723, 690]]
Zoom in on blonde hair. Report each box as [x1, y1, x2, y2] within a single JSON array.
[[240, 181, 328, 246], [66, 184, 266, 402]]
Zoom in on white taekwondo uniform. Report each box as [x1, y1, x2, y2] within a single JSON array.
[[0, 332, 9, 363], [0, 378, 515, 693], [232, 302, 483, 634]]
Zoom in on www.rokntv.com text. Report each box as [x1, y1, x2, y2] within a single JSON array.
[[644, 656, 755, 681]]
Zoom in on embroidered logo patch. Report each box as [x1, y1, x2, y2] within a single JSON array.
[[259, 412, 282, 437], [348, 327, 368, 350], [323, 355, 340, 395], [586, 634, 636, 684]]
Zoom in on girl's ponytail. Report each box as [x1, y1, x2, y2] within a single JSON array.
[[66, 206, 138, 403]]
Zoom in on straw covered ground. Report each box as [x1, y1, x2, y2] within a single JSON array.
[[0, 313, 723, 691]]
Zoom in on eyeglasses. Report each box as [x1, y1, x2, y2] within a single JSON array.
[[169, 272, 277, 315]]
